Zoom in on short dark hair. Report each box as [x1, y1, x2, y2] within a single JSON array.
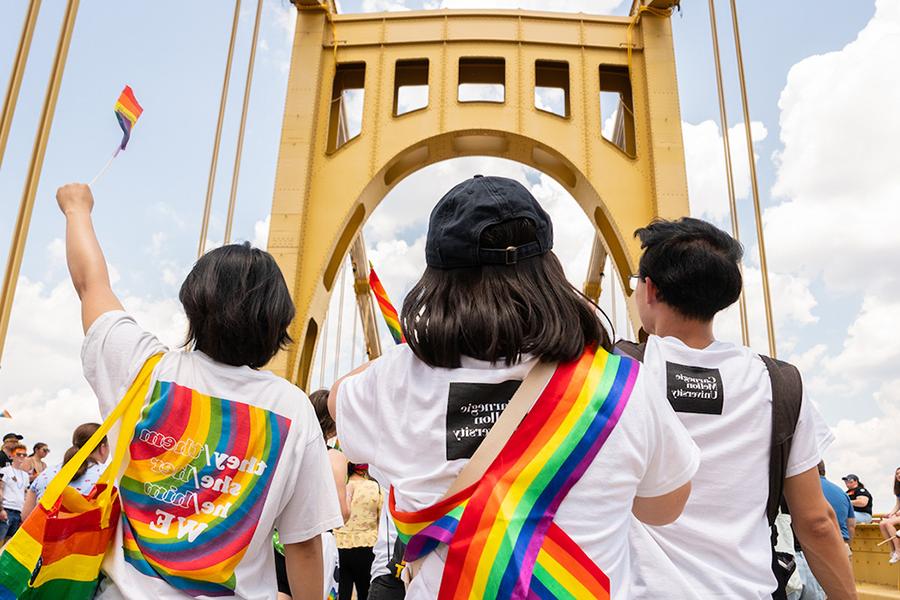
[[309, 389, 335, 441], [180, 243, 295, 369], [634, 217, 743, 321], [401, 218, 611, 368]]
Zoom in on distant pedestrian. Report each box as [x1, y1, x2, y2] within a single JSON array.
[[0, 443, 31, 541], [843, 474, 873, 524], [22, 424, 108, 520], [0, 433, 23, 469], [24, 442, 50, 481], [878, 468, 900, 563]]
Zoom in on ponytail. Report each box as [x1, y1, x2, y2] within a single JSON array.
[[63, 423, 107, 480]]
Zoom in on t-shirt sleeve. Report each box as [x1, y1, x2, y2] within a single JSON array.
[[335, 358, 385, 466], [81, 310, 167, 418], [785, 390, 834, 478], [844, 494, 855, 521], [634, 371, 702, 498], [276, 435, 345, 544]]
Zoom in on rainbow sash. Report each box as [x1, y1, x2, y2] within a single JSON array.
[[390, 346, 638, 599]]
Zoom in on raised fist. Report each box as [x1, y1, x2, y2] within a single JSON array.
[[56, 182, 94, 216]]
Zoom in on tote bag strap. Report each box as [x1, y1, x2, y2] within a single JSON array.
[[40, 353, 163, 510]]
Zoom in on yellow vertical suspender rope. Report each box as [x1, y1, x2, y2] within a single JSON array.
[[223, 0, 264, 244], [0, 0, 80, 367], [197, 0, 241, 258], [707, 0, 750, 347], [729, 0, 778, 358], [0, 0, 42, 175]]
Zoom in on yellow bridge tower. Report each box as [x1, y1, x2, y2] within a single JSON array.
[[268, 0, 687, 386]]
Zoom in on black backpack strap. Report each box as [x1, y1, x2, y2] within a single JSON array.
[[614, 340, 646, 362], [759, 355, 803, 527]]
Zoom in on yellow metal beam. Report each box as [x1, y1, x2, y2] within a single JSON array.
[[198, 0, 242, 258], [0, 0, 41, 175], [0, 0, 80, 366], [268, 7, 688, 385]]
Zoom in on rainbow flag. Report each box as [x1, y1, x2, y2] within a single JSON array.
[[368, 263, 405, 344], [0, 409, 10, 418], [390, 346, 639, 599], [114, 85, 143, 150]]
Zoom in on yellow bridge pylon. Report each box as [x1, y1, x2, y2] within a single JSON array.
[[268, 0, 689, 386]]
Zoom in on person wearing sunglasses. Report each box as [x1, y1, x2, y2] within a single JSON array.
[[0, 443, 31, 541]]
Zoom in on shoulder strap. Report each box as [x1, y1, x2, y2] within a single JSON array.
[[442, 361, 556, 499], [40, 353, 163, 509], [760, 355, 803, 527], [614, 339, 646, 362]]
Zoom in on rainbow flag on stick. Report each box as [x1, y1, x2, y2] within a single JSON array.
[[90, 85, 143, 186], [369, 263, 405, 344], [114, 85, 143, 151]]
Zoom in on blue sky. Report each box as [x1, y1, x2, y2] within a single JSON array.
[[2, 0, 899, 507]]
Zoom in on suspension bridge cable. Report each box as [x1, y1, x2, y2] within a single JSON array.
[[729, 0, 778, 357], [708, 0, 750, 346], [197, 0, 241, 258], [223, 0, 263, 244], [0, 0, 41, 176]]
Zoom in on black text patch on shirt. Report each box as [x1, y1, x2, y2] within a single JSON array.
[[665, 362, 724, 415], [446, 380, 521, 460]]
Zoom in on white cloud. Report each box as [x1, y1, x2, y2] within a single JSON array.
[[440, 0, 624, 13], [826, 378, 900, 513], [683, 120, 768, 223], [0, 276, 186, 459], [253, 214, 271, 249]]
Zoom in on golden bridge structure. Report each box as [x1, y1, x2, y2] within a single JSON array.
[[0, 1, 892, 595]]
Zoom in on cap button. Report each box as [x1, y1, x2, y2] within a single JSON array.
[[473, 174, 483, 178]]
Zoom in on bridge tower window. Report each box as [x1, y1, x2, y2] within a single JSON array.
[[599, 65, 636, 157], [458, 57, 505, 103], [535, 60, 570, 118], [394, 59, 429, 116], [327, 62, 366, 153]]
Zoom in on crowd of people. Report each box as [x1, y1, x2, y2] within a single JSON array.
[[1, 177, 893, 599]]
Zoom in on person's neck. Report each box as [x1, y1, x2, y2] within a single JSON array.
[[652, 312, 715, 350]]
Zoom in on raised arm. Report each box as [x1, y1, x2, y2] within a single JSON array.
[[56, 183, 123, 333]]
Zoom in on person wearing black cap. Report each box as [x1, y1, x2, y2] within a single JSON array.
[[329, 175, 700, 599], [842, 473, 873, 524], [0, 433, 24, 469]]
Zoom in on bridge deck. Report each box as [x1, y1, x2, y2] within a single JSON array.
[[853, 524, 900, 598]]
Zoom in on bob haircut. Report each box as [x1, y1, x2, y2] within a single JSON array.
[[180, 242, 295, 369], [401, 218, 610, 368], [309, 389, 335, 441]]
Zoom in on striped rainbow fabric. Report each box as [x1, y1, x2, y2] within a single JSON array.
[[368, 262, 405, 344], [119, 380, 290, 597], [114, 85, 143, 150], [0, 483, 122, 599], [390, 346, 639, 599]]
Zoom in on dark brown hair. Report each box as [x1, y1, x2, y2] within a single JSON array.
[[63, 423, 107, 480], [180, 243, 295, 369], [309, 389, 335, 441], [893, 467, 900, 498], [401, 218, 611, 368]]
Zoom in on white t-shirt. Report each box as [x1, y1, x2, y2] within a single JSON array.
[[29, 461, 105, 501], [82, 311, 343, 600], [629, 335, 834, 600], [0, 466, 30, 510], [337, 344, 701, 599], [370, 491, 399, 581]]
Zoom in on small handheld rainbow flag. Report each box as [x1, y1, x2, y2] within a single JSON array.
[[369, 263, 405, 344], [114, 85, 143, 151], [90, 86, 143, 187]]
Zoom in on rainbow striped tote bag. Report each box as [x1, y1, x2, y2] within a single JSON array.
[[0, 354, 162, 599], [390, 346, 639, 599]]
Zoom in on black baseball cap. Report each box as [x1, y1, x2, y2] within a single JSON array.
[[3, 433, 23, 442], [842, 474, 859, 482], [425, 175, 553, 269]]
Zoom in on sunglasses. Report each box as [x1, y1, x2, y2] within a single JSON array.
[[14, 453, 26, 457]]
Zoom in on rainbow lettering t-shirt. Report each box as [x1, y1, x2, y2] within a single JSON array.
[[120, 380, 291, 597]]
